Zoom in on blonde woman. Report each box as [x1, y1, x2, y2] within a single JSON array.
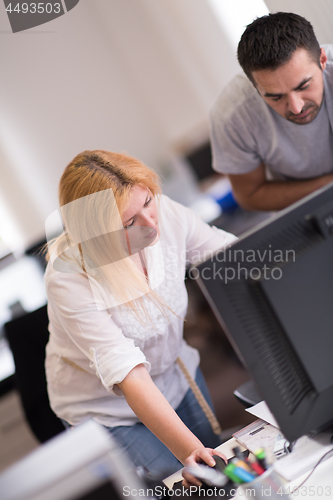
[[45, 150, 236, 483]]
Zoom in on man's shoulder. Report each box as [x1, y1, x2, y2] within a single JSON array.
[[322, 44, 333, 63], [323, 45, 333, 86], [211, 74, 266, 125]]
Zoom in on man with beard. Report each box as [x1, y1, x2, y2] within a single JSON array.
[[210, 12, 333, 210]]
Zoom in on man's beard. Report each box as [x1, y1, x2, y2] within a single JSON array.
[[285, 101, 321, 124]]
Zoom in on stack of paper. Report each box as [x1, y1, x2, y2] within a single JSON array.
[[245, 400, 279, 427], [232, 419, 280, 464], [238, 401, 333, 481]]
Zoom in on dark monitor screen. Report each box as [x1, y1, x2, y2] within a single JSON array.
[[195, 183, 333, 442], [185, 142, 215, 181]]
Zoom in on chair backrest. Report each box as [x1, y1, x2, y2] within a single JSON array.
[[4, 305, 65, 442]]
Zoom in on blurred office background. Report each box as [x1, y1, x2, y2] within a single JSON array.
[[0, 0, 332, 473]]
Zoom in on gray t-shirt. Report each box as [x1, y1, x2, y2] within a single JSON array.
[[209, 45, 333, 180]]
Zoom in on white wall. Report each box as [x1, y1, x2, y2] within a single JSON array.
[[0, 0, 240, 249], [265, 0, 333, 45], [2, 0, 333, 250]]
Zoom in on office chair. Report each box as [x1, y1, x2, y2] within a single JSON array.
[[4, 304, 65, 443], [233, 379, 262, 408]]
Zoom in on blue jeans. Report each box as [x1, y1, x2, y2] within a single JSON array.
[[107, 367, 221, 477]]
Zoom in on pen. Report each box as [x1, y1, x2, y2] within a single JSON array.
[[232, 446, 244, 459], [233, 466, 256, 483], [232, 445, 262, 475], [254, 448, 268, 471], [248, 460, 265, 475], [223, 463, 245, 483], [231, 458, 254, 473]]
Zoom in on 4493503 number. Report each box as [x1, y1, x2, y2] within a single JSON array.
[[6, 3, 61, 14], [278, 485, 332, 496]]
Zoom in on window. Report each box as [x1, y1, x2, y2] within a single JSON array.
[[207, 0, 269, 49]]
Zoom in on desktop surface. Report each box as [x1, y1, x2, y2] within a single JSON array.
[[164, 433, 333, 500]]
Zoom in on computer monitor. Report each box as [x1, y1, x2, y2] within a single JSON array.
[[195, 182, 333, 442], [185, 141, 215, 181]]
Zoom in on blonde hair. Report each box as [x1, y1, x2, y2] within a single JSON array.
[[48, 150, 174, 326]]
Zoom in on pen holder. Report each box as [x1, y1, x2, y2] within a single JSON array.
[[237, 467, 290, 499]]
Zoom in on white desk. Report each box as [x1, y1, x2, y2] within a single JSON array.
[[164, 437, 333, 499], [286, 456, 333, 499]]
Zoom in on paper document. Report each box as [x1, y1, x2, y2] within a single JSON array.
[[273, 432, 333, 480], [233, 419, 280, 465], [245, 401, 279, 428]]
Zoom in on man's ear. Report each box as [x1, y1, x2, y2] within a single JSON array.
[[320, 47, 328, 70]]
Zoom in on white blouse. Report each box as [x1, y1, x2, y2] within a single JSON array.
[[45, 195, 236, 427]]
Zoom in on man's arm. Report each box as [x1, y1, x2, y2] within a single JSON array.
[[228, 163, 333, 211]]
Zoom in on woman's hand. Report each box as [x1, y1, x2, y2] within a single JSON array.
[[182, 448, 227, 488], [117, 365, 226, 475]]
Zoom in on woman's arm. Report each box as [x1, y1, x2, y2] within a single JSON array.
[[116, 364, 226, 485]]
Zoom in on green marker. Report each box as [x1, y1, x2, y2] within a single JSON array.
[[223, 463, 245, 484]]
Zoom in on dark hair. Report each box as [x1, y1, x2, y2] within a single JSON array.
[[237, 12, 321, 84]]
